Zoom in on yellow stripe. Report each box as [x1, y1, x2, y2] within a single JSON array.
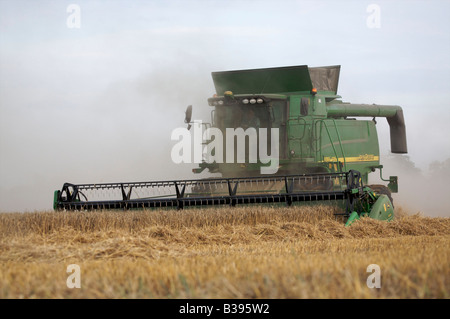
[[321, 155, 379, 163]]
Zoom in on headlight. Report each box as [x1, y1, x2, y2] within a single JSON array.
[[218, 100, 224, 105], [242, 99, 249, 104], [250, 98, 256, 104], [213, 101, 218, 106], [257, 98, 263, 104]]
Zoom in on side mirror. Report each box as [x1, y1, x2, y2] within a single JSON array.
[[185, 105, 192, 130]]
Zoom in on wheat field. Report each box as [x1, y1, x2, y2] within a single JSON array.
[[0, 205, 449, 299]]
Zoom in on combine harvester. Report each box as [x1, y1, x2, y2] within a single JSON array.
[[54, 65, 407, 226]]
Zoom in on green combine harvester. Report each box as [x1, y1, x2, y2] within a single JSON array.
[[54, 65, 407, 226]]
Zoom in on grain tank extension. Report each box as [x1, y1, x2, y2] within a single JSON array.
[[54, 65, 407, 226]]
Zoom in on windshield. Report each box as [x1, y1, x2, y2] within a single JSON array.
[[212, 100, 288, 160], [214, 105, 271, 131]]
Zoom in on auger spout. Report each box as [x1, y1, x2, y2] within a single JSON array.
[[327, 103, 407, 154]]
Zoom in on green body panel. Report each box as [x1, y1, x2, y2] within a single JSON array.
[[368, 194, 394, 221], [315, 118, 379, 183]]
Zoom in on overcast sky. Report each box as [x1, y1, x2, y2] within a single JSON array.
[[1, 0, 449, 213]]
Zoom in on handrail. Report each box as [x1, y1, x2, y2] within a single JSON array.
[[287, 116, 308, 158], [314, 119, 347, 172]]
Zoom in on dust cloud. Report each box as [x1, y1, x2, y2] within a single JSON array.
[[369, 154, 450, 217]]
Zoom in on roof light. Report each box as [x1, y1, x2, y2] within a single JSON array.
[[257, 98, 263, 104], [250, 98, 256, 104], [311, 88, 317, 95], [242, 99, 249, 104]]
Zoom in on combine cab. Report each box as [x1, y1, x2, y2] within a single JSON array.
[[54, 65, 407, 226]]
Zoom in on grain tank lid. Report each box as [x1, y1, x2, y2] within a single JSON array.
[[308, 65, 340, 94], [211, 65, 313, 95]]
